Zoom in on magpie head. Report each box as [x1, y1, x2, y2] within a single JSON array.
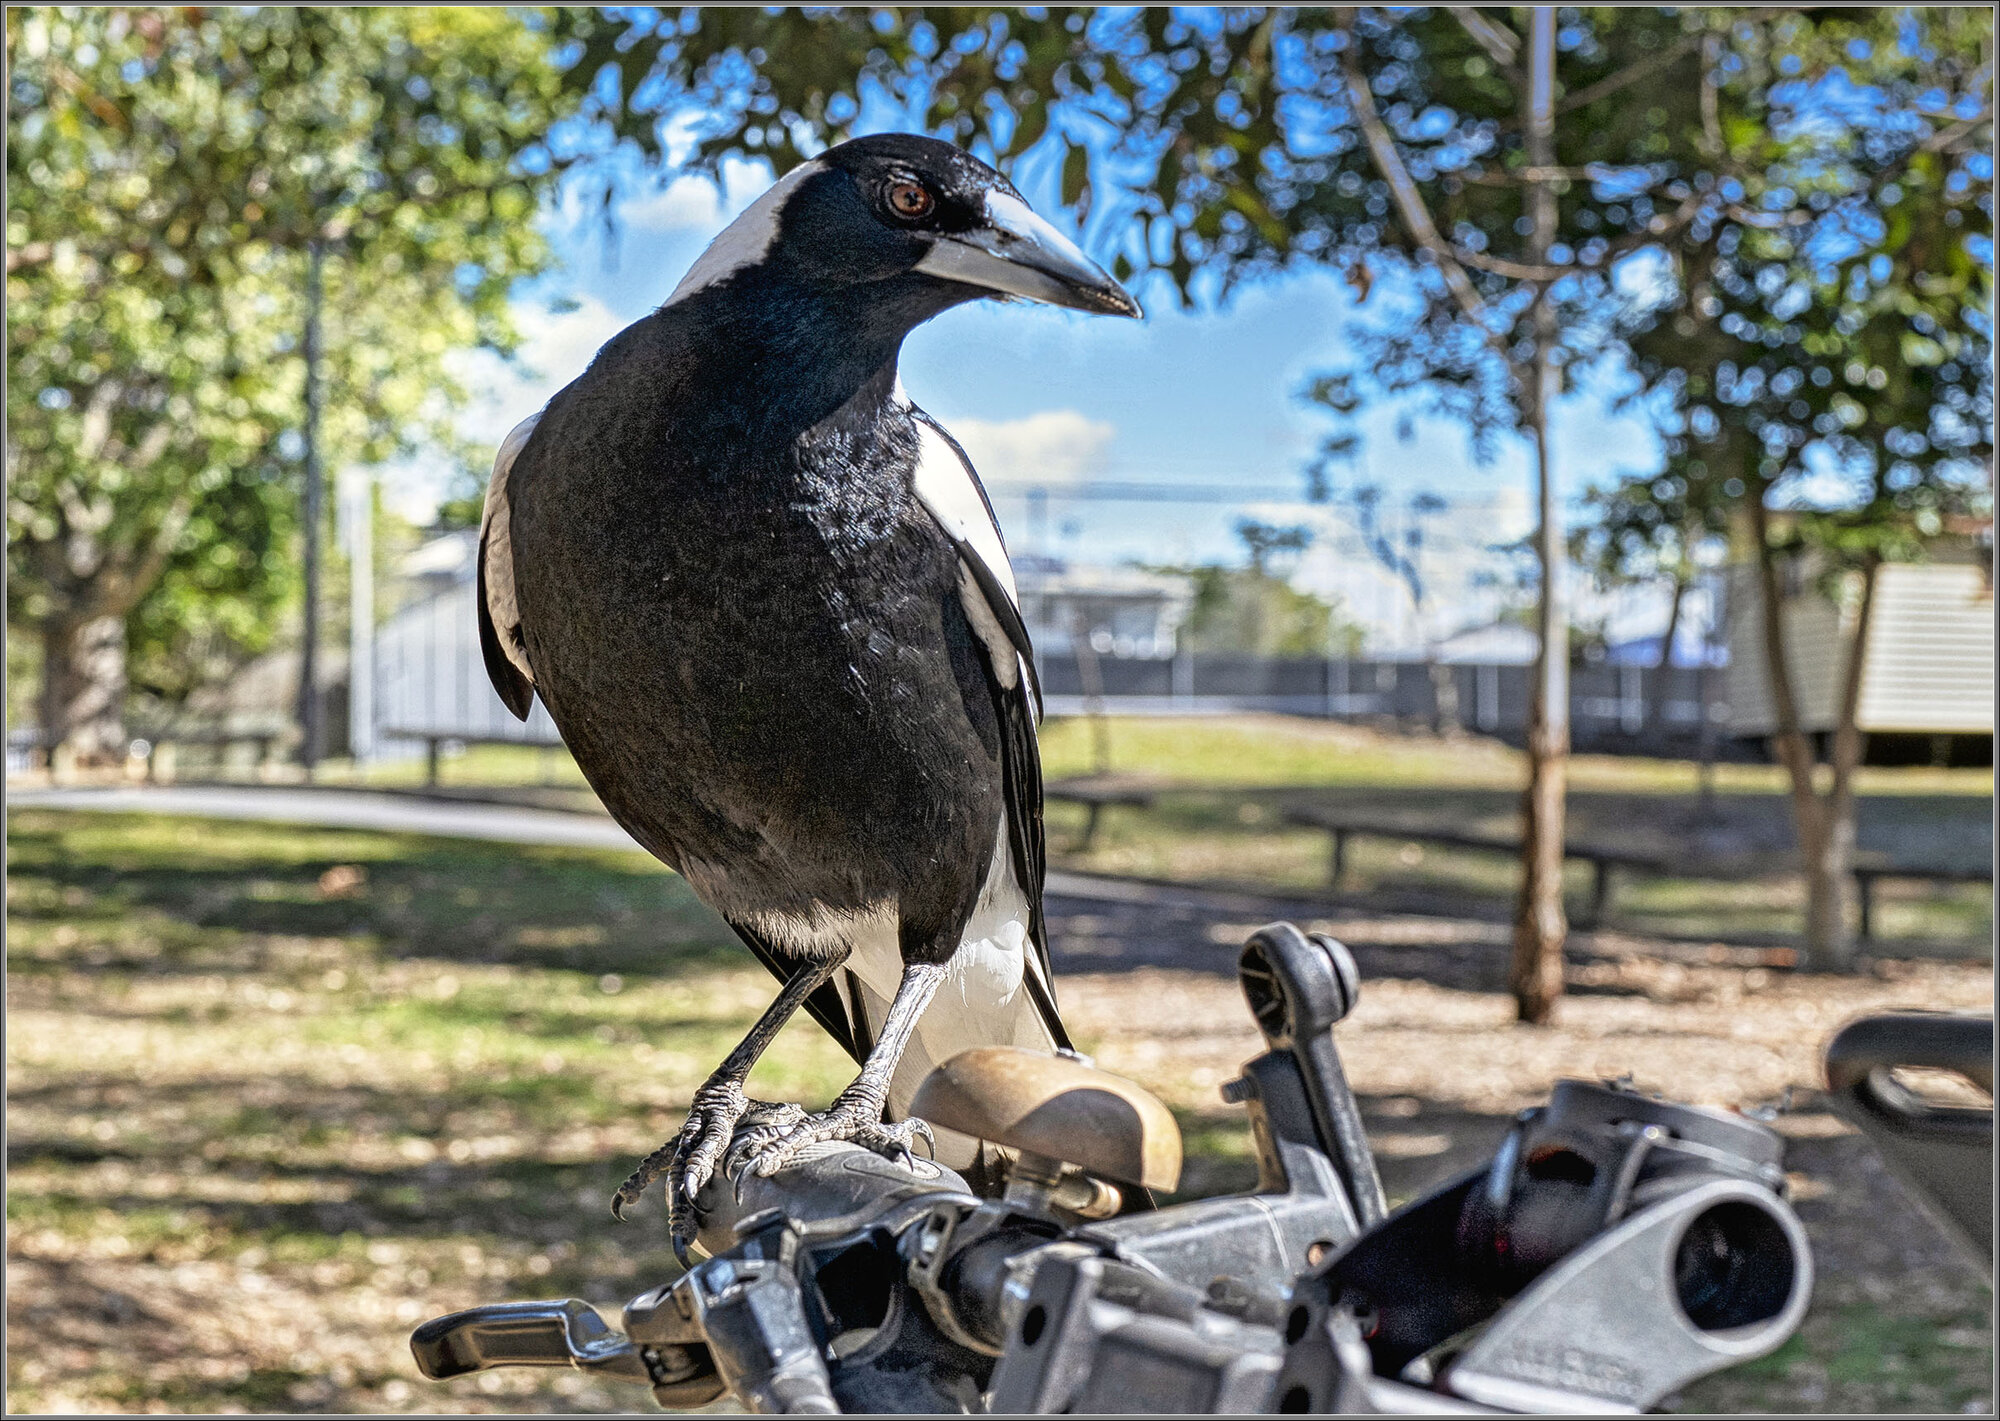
[[674, 133, 1142, 323]]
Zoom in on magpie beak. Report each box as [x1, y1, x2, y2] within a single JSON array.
[[915, 191, 1142, 318]]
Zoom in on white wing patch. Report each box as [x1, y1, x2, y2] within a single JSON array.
[[910, 416, 1028, 692], [481, 410, 542, 689], [668, 159, 826, 304]]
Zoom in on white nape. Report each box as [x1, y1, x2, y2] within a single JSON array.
[[668, 159, 825, 303]]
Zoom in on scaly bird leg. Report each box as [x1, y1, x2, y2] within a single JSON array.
[[612, 951, 846, 1259], [729, 960, 949, 1181]]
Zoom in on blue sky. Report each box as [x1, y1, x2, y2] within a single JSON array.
[[425, 153, 1679, 651]]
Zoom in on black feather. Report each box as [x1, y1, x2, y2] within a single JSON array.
[[730, 920, 860, 1062]]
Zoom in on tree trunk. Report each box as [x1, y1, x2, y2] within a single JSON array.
[[1069, 607, 1113, 775], [1813, 556, 1879, 962], [1429, 658, 1461, 737], [1509, 6, 1569, 1025], [39, 612, 130, 774], [1747, 485, 1874, 969], [1646, 569, 1688, 733]]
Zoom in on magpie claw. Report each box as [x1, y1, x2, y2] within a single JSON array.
[[730, 1098, 934, 1181]]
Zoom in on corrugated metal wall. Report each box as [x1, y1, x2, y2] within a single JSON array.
[[1857, 563, 1994, 733], [375, 579, 564, 746], [1726, 560, 1994, 737]]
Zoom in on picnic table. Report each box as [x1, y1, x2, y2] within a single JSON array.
[[1285, 804, 1992, 939], [1850, 857, 1994, 941], [1045, 775, 1163, 851], [1284, 803, 1674, 927], [139, 729, 286, 782]]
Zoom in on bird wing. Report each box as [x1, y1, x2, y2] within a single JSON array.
[[908, 411, 1068, 1051], [479, 411, 543, 720]]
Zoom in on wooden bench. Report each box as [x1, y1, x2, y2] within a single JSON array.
[[1852, 859, 1993, 941], [138, 730, 284, 782], [1045, 776, 1162, 851], [1287, 805, 1993, 939], [1284, 805, 1677, 928]]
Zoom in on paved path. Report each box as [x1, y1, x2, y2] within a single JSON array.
[[9, 784, 646, 853], [6, 784, 1296, 906]]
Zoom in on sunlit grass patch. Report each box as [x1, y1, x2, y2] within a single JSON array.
[[5, 810, 863, 1412]]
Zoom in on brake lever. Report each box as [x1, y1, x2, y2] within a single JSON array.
[[410, 1298, 653, 1382]]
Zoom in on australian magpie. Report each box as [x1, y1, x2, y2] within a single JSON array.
[[478, 134, 1140, 1251]]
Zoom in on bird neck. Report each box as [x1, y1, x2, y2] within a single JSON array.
[[679, 268, 961, 444]]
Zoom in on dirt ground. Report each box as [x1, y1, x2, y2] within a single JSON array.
[[7, 811, 1991, 1414], [1042, 877, 1995, 1414]]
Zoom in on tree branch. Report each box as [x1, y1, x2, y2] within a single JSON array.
[[1923, 106, 1993, 152], [105, 492, 196, 619], [1456, 162, 1668, 187], [1454, 246, 1569, 281], [1556, 9, 1793, 116], [1700, 33, 1724, 159], [1448, 7, 1518, 68], [1336, 9, 1490, 327], [74, 380, 124, 463]]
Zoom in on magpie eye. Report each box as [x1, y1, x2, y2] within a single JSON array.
[[886, 180, 935, 222]]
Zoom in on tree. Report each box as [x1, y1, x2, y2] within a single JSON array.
[[6, 8, 566, 767], [1569, 453, 1735, 691], [1617, 15, 1992, 965], [1172, 518, 1365, 658], [551, 5, 1761, 1022]]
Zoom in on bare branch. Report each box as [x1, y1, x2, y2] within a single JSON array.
[[1556, 9, 1793, 116], [1600, 186, 1713, 259], [1923, 106, 1993, 152], [1456, 162, 1670, 187], [1725, 202, 1812, 230], [1700, 33, 1723, 159], [1448, 7, 1518, 67], [1454, 246, 1569, 281], [1335, 9, 1490, 326]]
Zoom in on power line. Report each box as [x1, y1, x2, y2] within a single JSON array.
[[985, 480, 1306, 502]]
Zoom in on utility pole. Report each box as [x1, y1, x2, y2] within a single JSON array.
[[297, 238, 326, 776], [340, 466, 375, 769]]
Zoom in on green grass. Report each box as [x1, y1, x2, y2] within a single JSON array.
[[8, 809, 1989, 1414], [1679, 1292, 1995, 1414], [290, 715, 1994, 949], [5, 810, 861, 1413], [285, 712, 1993, 801], [1036, 713, 1993, 798]]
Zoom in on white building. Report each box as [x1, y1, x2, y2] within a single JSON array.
[[1015, 556, 1195, 659], [1723, 528, 1993, 740]]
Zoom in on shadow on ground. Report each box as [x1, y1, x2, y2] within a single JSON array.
[[8, 807, 1992, 1414]]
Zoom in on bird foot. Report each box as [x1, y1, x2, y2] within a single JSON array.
[[611, 1080, 804, 1262], [726, 1093, 935, 1183]]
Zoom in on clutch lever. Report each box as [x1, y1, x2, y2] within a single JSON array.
[[411, 1297, 653, 1382], [1825, 1011, 1993, 1265]]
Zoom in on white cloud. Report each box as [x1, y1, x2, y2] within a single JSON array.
[[616, 174, 726, 233], [461, 293, 628, 437], [374, 295, 628, 524], [947, 410, 1118, 488]]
